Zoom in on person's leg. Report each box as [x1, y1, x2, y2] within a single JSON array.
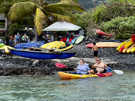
[[96, 68, 104, 74], [94, 51, 98, 58]]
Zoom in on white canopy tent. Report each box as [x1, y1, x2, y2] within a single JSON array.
[[43, 21, 81, 31]]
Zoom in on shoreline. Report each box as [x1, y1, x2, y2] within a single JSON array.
[[0, 52, 134, 76], [0, 40, 134, 76]]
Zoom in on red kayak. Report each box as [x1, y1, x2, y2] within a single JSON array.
[[55, 62, 67, 69], [97, 72, 112, 77], [96, 29, 112, 37]]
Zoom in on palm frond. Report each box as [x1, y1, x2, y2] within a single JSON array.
[[60, 0, 79, 3], [8, 2, 36, 22], [51, 13, 73, 22], [45, 5, 73, 16], [47, 0, 84, 13], [34, 8, 47, 35]]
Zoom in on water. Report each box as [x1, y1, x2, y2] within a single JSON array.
[[0, 71, 134, 101]]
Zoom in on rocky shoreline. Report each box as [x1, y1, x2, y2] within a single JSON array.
[[0, 41, 134, 76]]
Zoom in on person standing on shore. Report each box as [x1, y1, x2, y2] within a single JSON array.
[[92, 42, 99, 58]]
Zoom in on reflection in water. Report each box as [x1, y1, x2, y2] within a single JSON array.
[[0, 71, 134, 101]]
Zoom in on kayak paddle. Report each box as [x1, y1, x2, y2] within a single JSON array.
[[113, 70, 124, 75]]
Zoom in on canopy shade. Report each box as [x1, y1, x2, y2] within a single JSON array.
[[43, 21, 81, 31]]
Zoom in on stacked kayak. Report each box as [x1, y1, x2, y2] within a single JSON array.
[[15, 41, 45, 49], [41, 41, 66, 49], [58, 72, 112, 80], [117, 39, 135, 53], [86, 42, 120, 48], [74, 35, 84, 45], [0, 43, 14, 54]]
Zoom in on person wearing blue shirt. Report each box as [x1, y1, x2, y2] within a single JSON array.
[[74, 59, 90, 74]]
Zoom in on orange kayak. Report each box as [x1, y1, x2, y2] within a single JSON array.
[[58, 72, 112, 80]]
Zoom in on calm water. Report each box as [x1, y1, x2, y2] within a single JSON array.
[[0, 70, 135, 101]]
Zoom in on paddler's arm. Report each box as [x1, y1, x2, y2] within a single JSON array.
[[91, 64, 97, 68]]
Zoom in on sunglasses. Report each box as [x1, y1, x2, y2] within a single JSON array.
[[96, 59, 100, 61]]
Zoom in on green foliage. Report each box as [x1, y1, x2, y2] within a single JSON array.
[[0, 0, 32, 14], [8, 0, 84, 36], [0, 21, 5, 28], [8, 2, 37, 22], [100, 16, 135, 39], [8, 23, 23, 34], [73, 11, 94, 28], [91, 0, 135, 24], [115, 33, 131, 39], [91, 4, 106, 24]]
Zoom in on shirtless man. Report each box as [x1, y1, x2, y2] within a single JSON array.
[[91, 58, 107, 74], [92, 42, 98, 58]]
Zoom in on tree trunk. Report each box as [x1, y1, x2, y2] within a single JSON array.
[[33, 26, 38, 42]]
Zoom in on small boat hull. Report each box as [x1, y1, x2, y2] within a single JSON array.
[[58, 72, 112, 80], [10, 49, 75, 59]]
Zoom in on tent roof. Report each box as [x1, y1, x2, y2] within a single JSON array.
[[43, 21, 81, 31]]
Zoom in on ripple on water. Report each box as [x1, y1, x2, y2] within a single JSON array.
[[0, 71, 134, 101]]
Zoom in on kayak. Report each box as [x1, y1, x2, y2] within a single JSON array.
[[74, 35, 84, 45], [55, 44, 73, 52], [55, 62, 67, 69], [96, 29, 112, 37], [86, 42, 120, 48], [58, 72, 112, 80]]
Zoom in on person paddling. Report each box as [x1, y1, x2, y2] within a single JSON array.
[[73, 59, 91, 74], [91, 58, 107, 74]]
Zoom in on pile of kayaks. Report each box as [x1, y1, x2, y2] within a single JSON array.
[[117, 39, 135, 53]]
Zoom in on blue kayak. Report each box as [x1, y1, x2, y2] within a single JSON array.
[[15, 41, 45, 49]]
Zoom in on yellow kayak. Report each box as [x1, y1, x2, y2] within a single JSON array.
[[41, 41, 66, 49], [55, 44, 73, 52], [116, 40, 128, 51], [0, 45, 14, 54], [58, 72, 98, 80]]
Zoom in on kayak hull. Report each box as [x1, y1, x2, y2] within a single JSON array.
[[58, 72, 112, 80]]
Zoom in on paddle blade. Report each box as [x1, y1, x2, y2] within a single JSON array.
[[113, 70, 124, 75]]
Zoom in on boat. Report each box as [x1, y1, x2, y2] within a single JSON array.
[[15, 41, 45, 49], [10, 49, 75, 59], [96, 29, 112, 37], [58, 72, 112, 80], [55, 44, 73, 52], [74, 35, 84, 45], [86, 42, 120, 48]]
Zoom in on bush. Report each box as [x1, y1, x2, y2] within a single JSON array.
[[73, 11, 94, 28], [73, 11, 98, 37], [115, 33, 131, 39], [8, 23, 22, 34], [100, 16, 135, 39], [91, 0, 135, 24]]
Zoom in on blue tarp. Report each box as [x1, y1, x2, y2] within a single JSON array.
[[15, 41, 45, 49]]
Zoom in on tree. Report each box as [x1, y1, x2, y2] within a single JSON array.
[[8, 0, 84, 36]]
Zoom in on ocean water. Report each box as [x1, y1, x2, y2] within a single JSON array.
[[0, 70, 134, 101]]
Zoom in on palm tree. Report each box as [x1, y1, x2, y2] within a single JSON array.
[[8, 0, 84, 37]]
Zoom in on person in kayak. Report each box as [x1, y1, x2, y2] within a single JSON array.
[[92, 42, 98, 58], [73, 59, 91, 74], [91, 58, 107, 74]]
